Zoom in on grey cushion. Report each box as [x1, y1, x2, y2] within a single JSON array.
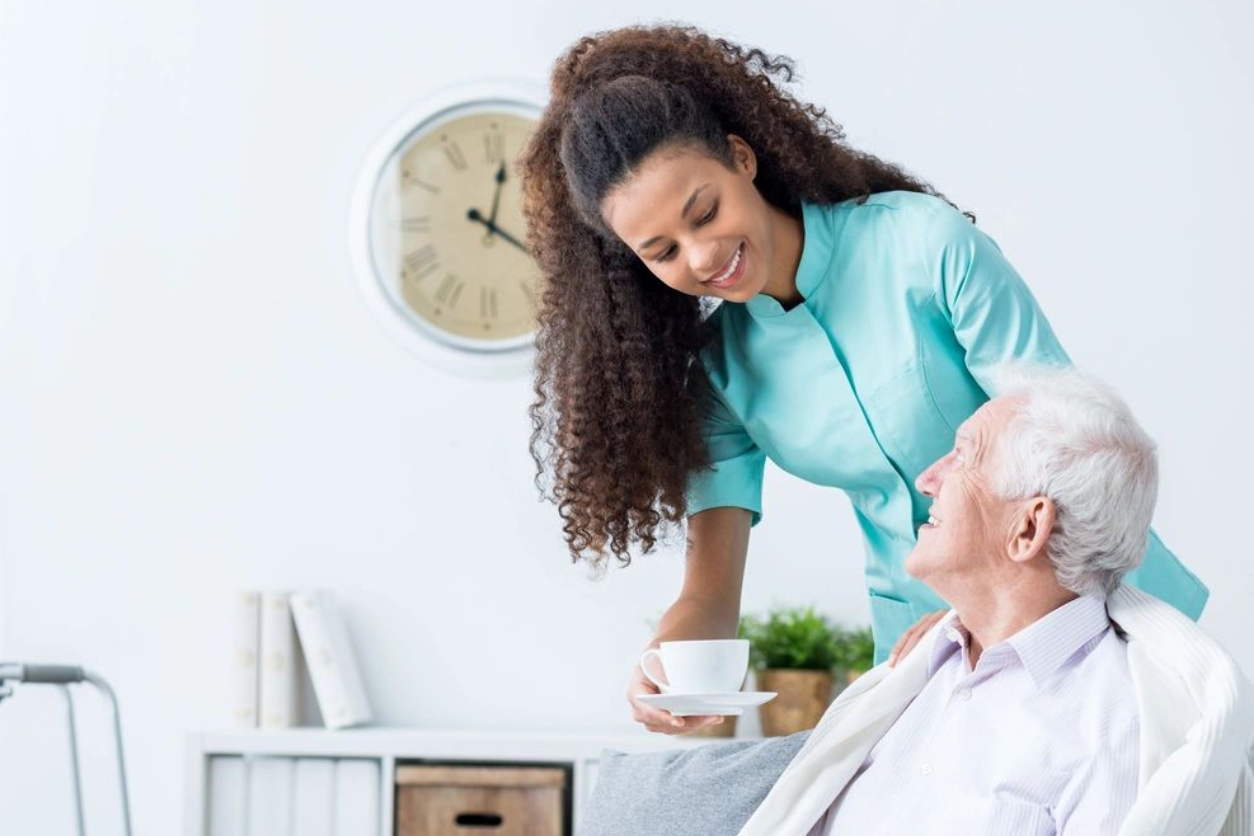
[[580, 733, 809, 836]]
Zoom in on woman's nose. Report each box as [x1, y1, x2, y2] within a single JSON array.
[[690, 241, 721, 277]]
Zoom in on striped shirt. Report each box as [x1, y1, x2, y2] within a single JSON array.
[[812, 594, 1140, 835]]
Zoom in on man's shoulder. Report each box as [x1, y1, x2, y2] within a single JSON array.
[[1110, 584, 1252, 723], [1110, 584, 1239, 672], [1071, 626, 1139, 721]]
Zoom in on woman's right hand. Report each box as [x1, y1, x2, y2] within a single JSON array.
[[627, 660, 724, 734], [627, 507, 752, 734]]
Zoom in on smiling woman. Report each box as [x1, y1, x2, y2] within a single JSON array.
[[518, 24, 1208, 736], [600, 135, 800, 304], [520, 27, 951, 566]]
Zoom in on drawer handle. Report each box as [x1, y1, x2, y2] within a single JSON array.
[[455, 813, 504, 828]]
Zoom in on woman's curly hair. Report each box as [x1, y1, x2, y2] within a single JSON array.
[[519, 24, 967, 569]]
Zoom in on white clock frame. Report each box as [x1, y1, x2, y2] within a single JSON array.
[[349, 79, 547, 379]]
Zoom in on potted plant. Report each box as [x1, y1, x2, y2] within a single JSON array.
[[832, 625, 876, 685], [739, 606, 840, 736]]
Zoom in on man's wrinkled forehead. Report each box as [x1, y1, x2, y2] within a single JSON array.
[[956, 396, 1025, 464]]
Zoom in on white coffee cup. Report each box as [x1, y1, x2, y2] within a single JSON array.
[[639, 639, 750, 695]]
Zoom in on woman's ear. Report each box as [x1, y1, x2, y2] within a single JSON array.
[[726, 134, 757, 180]]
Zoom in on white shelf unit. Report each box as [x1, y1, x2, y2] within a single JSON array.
[[183, 727, 718, 836]]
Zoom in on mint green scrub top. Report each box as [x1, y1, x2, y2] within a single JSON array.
[[686, 192, 1208, 663]]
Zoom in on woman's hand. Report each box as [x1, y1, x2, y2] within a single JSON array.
[[626, 507, 751, 734], [888, 610, 947, 667], [627, 661, 724, 735]]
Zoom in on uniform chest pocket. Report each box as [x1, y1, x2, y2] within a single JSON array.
[[926, 794, 1056, 835], [864, 364, 958, 480]]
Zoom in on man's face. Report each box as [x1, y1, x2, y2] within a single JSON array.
[[906, 398, 1024, 591]]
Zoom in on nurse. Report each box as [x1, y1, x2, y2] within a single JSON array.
[[518, 25, 1207, 734]]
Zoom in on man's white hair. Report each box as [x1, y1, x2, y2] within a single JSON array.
[[986, 364, 1158, 597]]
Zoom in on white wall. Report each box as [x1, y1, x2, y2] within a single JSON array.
[[1, 0, 1250, 832]]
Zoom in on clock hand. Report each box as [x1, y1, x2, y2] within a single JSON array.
[[487, 162, 506, 226], [489, 225, 528, 254], [481, 163, 507, 244], [466, 208, 529, 254]]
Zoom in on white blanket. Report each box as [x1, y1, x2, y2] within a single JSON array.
[[738, 586, 1254, 836]]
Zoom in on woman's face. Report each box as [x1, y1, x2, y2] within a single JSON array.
[[600, 136, 777, 301]]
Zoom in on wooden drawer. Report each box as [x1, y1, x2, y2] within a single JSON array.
[[395, 765, 568, 836]]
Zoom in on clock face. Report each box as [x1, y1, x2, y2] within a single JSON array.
[[366, 104, 540, 352]]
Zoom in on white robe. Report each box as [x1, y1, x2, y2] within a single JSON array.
[[737, 586, 1254, 836]]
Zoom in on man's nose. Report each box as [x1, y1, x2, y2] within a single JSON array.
[[916, 455, 948, 497]]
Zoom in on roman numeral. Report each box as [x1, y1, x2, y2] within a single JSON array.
[[519, 280, 535, 306], [442, 140, 468, 171], [401, 169, 440, 193], [483, 131, 504, 164], [480, 287, 499, 320], [400, 215, 430, 234], [435, 274, 465, 307], [404, 244, 438, 279]]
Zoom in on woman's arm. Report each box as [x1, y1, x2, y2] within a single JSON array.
[[628, 506, 752, 734], [930, 201, 1207, 618], [665, 506, 751, 637], [928, 202, 1070, 389]]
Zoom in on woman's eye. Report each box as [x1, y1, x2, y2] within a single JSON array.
[[656, 245, 676, 262], [698, 204, 718, 225]]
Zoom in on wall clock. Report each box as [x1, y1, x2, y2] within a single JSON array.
[[351, 81, 545, 376]]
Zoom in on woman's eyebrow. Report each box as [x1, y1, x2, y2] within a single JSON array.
[[679, 184, 709, 219], [637, 184, 709, 250]]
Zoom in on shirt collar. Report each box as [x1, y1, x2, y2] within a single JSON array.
[[744, 202, 832, 319], [1006, 594, 1112, 690], [927, 614, 968, 677], [926, 595, 1112, 689]]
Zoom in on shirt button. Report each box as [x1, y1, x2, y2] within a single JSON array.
[[958, 689, 972, 701], [919, 762, 933, 776]]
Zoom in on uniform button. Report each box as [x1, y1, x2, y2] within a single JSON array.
[[919, 762, 933, 776]]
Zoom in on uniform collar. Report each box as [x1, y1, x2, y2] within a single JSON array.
[[744, 202, 832, 319]]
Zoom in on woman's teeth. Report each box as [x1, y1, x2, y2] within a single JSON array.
[[707, 244, 742, 284]]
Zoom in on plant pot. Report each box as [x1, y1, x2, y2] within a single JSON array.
[[756, 669, 832, 736], [684, 715, 737, 738]]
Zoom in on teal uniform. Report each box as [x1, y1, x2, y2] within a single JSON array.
[[686, 191, 1208, 662]]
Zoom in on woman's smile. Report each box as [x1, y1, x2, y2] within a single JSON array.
[[701, 242, 746, 290]]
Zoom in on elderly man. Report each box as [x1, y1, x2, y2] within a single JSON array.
[[738, 366, 1253, 836]]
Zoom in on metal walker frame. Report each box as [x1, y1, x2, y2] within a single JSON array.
[[0, 663, 133, 836]]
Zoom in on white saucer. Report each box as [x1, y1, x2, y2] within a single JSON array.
[[637, 691, 777, 717]]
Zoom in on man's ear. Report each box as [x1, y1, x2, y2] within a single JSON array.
[[1008, 497, 1055, 564], [727, 134, 757, 180]]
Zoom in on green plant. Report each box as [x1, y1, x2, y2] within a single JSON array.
[[739, 606, 840, 671], [832, 625, 875, 674]]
